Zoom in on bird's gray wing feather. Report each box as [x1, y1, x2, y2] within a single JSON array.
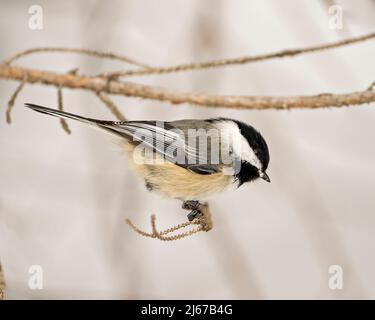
[[111, 120, 222, 174]]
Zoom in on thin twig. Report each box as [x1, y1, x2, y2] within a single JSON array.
[[57, 86, 71, 134], [6, 75, 26, 123], [3, 47, 151, 69], [367, 81, 375, 91], [125, 203, 213, 241], [0, 260, 5, 300], [99, 31, 375, 78], [0, 64, 374, 110], [126, 215, 203, 240], [67, 68, 79, 76], [150, 215, 204, 241], [96, 91, 127, 121]]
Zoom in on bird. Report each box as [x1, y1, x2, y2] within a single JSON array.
[[25, 103, 270, 221]]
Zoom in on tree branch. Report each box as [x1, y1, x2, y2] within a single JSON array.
[[100, 31, 375, 78], [1, 64, 374, 110], [57, 85, 71, 134], [125, 203, 213, 241], [0, 260, 5, 300], [6, 75, 26, 123], [3, 47, 151, 69]]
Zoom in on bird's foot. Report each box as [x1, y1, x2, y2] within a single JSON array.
[[187, 209, 201, 222], [182, 200, 200, 210], [182, 200, 203, 221]]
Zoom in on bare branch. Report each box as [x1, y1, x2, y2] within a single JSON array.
[[57, 86, 71, 134], [1, 64, 374, 110], [3, 47, 152, 69], [125, 203, 212, 241], [100, 31, 375, 78], [6, 75, 26, 123], [0, 260, 5, 300], [126, 215, 202, 240], [367, 81, 375, 91], [96, 91, 127, 121]]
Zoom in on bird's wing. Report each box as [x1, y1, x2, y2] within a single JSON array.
[[24, 104, 223, 174], [111, 120, 222, 174]]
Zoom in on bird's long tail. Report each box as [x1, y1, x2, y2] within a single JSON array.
[[25, 103, 128, 138]]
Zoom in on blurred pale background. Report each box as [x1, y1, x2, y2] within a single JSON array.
[[0, 0, 374, 299]]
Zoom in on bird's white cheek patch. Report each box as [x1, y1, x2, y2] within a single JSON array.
[[216, 121, 262, 170], [240, 136, 262, 170], [223, 124, 260, 170]]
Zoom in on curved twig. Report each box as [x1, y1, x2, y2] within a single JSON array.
[[125, 203, 213, 241], [6, 74, 27, 123], [367, 81, 375, 91], [57, 85, 71, 134], [126, 215, 203, 241], [3, 47, 151, 69], [0, 260, 5, 300], [99, 31, 375, 78]]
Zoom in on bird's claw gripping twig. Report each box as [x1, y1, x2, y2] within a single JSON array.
[[187, 210, 201, 222], [125, 202, 212, 241], [182, 200, 203, 221]]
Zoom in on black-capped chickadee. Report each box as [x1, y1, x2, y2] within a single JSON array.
[[25, 103, 270, 221]]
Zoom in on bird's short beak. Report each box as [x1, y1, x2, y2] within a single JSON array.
[[259, 171, 271, 183]]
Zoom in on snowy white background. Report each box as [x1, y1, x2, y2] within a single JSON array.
[[0, 0, 374, 299]]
